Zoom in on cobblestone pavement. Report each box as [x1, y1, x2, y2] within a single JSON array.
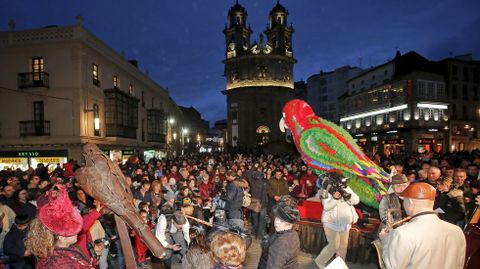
[[170, 238, 379, 269]]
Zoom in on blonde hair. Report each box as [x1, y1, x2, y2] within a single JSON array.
[[25, 218, 55, 258], [210, 232, 246, 267]]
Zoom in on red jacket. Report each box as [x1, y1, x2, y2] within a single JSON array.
[[198, 182, 215, 202], [75, 210, 101, 266]]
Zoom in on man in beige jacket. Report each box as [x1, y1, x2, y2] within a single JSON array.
[[379, 182, 466, 269]]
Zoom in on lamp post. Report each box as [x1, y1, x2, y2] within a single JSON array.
[[85, 104, 100, 136], [168, 118, 176, 156], [182, 128, 188, 155]]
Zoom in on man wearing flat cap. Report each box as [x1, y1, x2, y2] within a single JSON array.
[[379, 182, 466, 269], [258, 195, 300, 269], [378, 174, 410, 232]]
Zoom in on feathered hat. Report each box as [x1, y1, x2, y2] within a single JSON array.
[[37, 184, 83, 237]]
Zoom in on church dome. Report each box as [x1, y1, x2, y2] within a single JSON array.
[[229, 0, 246, 14], [270, 1, 287, 14]]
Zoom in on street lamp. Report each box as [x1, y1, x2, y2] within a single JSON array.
[[181, 128, 189, 155], [85, 104, 100, 136]]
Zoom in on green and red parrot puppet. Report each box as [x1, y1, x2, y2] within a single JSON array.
[[280, 99, 389, 208]]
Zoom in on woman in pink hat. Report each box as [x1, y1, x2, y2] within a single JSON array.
[[25, 185, 93, 269]]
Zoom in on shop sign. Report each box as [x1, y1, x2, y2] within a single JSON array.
[[382, 139, 405, 144], [0, 150, 68, 158], [418, 139, 436, 144], [101, 150, 110, 156], [0, 158, 25, 164], [122, 150, 135, 156], [34, 157, 65, 164]]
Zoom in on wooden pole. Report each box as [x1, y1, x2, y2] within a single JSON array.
[[114, 215, 138, 269]]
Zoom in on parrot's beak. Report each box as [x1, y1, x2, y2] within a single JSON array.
[[279, 113, 287, 133]]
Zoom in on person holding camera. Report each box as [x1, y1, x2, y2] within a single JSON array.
[[314, 174, 360, 269]]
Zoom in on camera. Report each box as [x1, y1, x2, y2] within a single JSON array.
[[321, 174, 351, 201]]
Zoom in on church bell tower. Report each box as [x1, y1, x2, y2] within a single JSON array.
[[223, 1, 296, 153]]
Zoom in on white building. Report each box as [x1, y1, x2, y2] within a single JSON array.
[[0, 20, 182, 170]]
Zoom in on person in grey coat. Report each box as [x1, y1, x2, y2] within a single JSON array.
[[257, 195, 300, 269]]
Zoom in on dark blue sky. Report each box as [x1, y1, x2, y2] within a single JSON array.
[[2, 0, 480, 125]]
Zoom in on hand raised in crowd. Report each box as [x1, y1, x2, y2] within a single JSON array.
[[94, 199, 105, 212]]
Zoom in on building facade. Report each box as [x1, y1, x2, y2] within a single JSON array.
[[0, 21, 181, 170], [339, 51, 450, 157], [307, 66, 363, 123], [223, 1, 296, 153], [439, 55, 480, 151]]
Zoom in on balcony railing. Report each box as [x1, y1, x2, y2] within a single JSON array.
[[19, 120, 50, 136], [18, 72, 50, 89]]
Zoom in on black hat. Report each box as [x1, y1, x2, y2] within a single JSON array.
[[14, 214, 32, 225], [272, 195, 300, 224]]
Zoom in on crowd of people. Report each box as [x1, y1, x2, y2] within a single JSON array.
[[0, 149, 479, 269]]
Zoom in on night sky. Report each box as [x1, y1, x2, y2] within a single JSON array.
[[2, 0, 480, 126]]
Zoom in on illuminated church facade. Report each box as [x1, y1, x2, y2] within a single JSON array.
[[223, 1, 296, 152]]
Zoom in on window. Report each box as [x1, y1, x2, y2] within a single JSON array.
[[474, 87, 479, 101], [463, 67, 469, 82], [34, 101, 44, 123], [473, 68, 479, 83], [452, 84, 458, 99], [463, 85, 468, 100], [418, 81, 426, 98], [463, 105, 467, 118], [452, 65, 458, 80], [452, 104, 457, 119], [129, 84, 134, 96], [322, 96, 328, 102], [427, 82, 435, 98], [147, 109, 166, 143], [428, 109, 434, 121], [372, 75, 375, 81], [32, 57, 44, 81], [437, 83, 444, 98], [113, 75, 119, 88], [231, 108, 238, 124], [141, 91, 145, 107], [92, 64, 100, 86], [151, 97, 154, 108], [104, 89, 139, 138]]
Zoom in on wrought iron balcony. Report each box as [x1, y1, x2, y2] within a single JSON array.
[[18, 72, 50, 89], [19, 120, 50, 136]]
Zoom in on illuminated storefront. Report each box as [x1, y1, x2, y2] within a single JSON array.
[[0, 150, 68, 172]]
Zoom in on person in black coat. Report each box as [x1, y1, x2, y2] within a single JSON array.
[[247, 163, 268, 239], [434, 177, 465, 226], [258, 195, 300, 269], [3, 214, 34, 269]]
